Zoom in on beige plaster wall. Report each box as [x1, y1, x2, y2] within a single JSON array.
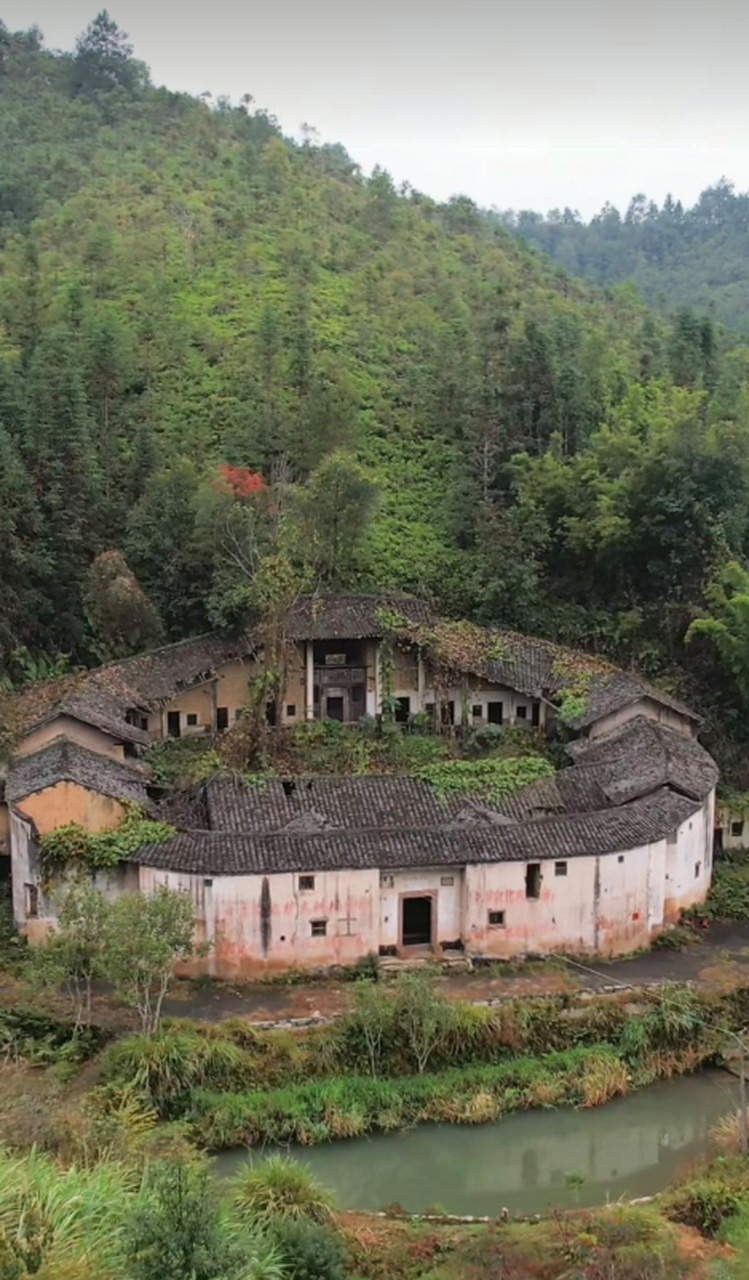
[[15, 782, 128, 837], [588, 698, 695, 741], [16, 719, 125, 761]]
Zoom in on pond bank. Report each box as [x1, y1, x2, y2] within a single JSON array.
[[215, 1070, 736, 1217]]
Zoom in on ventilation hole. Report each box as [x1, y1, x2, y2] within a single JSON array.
[[282, 779, 296, 797]]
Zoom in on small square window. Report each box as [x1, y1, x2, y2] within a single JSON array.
[[554, 861, 568, 877], [472, 705, 482, 718], [203, 878, 213, 888], [186, 713, 198, 726], [299, 875, 315, 891], [516, 705, 527, 719], [311, 919, 327, 937], [440, 875, 454, 887], [732, 820, 744, 838], [488, 910, 505, 927], [286, 704, 297, 718], [618, 855, 625, 864]]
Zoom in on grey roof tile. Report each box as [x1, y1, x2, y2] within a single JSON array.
[[8, 737, 151, 807]]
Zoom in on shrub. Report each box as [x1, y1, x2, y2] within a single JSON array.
[[663, 1163, 749, 1236], [268, 1218, 347, 1280], [232, 1155, 335, 1225]]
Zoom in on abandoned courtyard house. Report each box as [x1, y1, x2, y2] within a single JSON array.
[[0, 593, 718, 975]]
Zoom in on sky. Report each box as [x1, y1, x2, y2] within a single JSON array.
[[4, 0, 749, 218]]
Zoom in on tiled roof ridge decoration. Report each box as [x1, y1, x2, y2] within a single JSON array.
[[7, 736, 151, 807]]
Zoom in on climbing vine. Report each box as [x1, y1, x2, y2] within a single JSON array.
[[40, 804, 175, 879], [416, 754, 553, 801]]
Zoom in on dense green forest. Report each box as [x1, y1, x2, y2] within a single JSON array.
[[496, 181, 749, 333], [4, 14, 749, 757]]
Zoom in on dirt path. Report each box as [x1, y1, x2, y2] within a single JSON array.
[[159, 921, 749, 1024]]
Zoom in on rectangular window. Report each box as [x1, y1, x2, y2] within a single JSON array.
[[732, 820, 744, 838], [516, 705, 528, 720], [554, 861, 568, 877], [216, 707, 229, 732], [488, 910, 505, 927], [472, 704, 482, 718], [286, 704, 297, 718], [167, 710, 181, 738], [186, 713, 198, 726], [352, 683, 365, 705], [25, 884, 38, 919], [695, 861, 702, 879], [487, 701, 503, 725], [525, 863, 541, 899], [618, 854, 625, 864], [311, 919, 327, 937], [440, 875, 454, 887], [299, 875, 315, 891], [235, 708, 243, 721]]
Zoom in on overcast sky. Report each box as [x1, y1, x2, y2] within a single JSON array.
[[5, 0, 749, 217]]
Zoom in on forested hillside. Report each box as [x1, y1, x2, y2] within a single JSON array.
[[496, 181, 749, 333], [4, 15, 749, 752]]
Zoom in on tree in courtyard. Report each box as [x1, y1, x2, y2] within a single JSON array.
[[50, 881, 111, 1030], [84, 549, 163, 661], [104, 887, 199, 1035], [71, 10, 145, 97], [292, 450, 378, 585]]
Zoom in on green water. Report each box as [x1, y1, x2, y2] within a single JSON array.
[[215, 1070, 736, 1217]]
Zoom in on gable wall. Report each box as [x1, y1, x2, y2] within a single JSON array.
[[15, 781, 128, 837], [588, 698, 695, 742], [16, 717, 125, 761]]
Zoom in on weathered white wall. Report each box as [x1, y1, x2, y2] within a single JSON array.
[[379, 867, 464, 949], [138, 864, 380, 978], [664, 793, 714, 920]]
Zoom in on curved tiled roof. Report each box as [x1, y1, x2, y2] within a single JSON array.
[[8, 737, 150, 807], [136, 787, 700, 876], [285, 592, 434, 641], [567, 717, 718, 804]]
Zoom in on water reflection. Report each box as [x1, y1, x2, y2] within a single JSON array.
[[215, 1071, 736, 1216]]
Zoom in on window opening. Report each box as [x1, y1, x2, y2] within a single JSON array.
[[695, 861, 701, 879], [186, 713, 198, 726], [25, 884, 38, 919], [311, 919, 327, 937], [488, 910, 505, 927], [525, 863, 541, 899], [472, 705, 482, 718], [554, 861, 567, 877], [299, 875, 315, 891], [732, 820, 744, 838], [440, 875, 454, 887], [516, 705, 528, 720]]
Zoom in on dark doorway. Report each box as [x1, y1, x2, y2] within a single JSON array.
[[216, 706, 229, 732], [402, 896, 432, 947], [525, 863, 541, 899], [167, 711, 181, 738], [487, 701, 503, 725], [325, 696, 345, 722]]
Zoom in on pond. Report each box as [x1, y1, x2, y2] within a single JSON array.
[[215, 1070, 737, 1217]]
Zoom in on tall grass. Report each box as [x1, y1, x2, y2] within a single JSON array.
[[0, 1149, 136, 1274], [232, 1155, 335, 1225]]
